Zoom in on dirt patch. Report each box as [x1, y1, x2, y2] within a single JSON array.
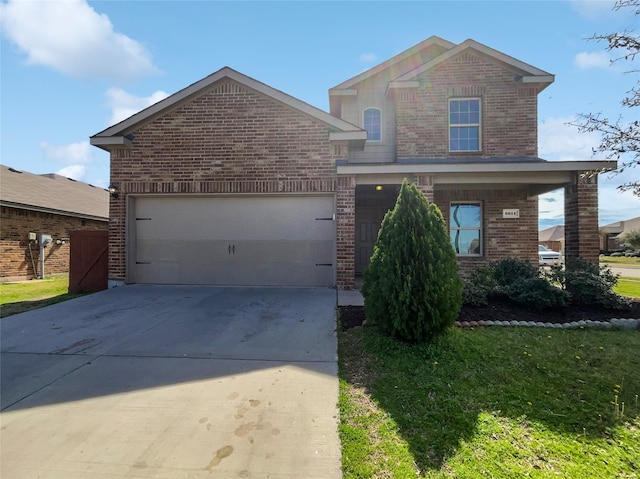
[[339, 300, 640, 331]]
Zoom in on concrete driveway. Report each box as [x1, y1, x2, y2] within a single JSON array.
[[1, 285, 340, 478]]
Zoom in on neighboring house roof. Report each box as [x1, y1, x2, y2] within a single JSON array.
[[91, 67, 367, 151], [600, 216, 640, 238], [0, 164, 109, 221], [330, 36, 553, 94], [539, 225, 565, 242]]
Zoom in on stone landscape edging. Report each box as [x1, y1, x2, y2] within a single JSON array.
[[454, 318, 640, 330]]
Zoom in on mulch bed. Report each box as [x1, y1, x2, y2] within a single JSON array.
[[339, 299, 640, 332]]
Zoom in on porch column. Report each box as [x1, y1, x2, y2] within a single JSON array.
[[336, 175, 356, 289], [415, 175, 434, 202], [564, 173, 599, 263]]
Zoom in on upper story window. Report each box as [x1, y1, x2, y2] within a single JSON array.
[[363, 108, 382, 142], [449, 98, 480, 152], [450, 202, 482, 256]]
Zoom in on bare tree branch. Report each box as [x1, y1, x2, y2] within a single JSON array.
[[574, 0, 640, 196]]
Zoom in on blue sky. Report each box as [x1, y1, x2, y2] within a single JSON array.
[[1, 0, 638, 228]]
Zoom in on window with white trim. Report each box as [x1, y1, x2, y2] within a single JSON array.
[[450, 202, 482, 255], [363, 107, 382, 141], [449, 98, 480, 151]]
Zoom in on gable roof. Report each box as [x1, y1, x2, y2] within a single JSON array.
[[330, 35, 455, 91], [330, 36, 554, 95], [539, 225, 565, 242], [0, 165, 109, 221], [91, 67, 366, 151], [394, 38, 553, 84]]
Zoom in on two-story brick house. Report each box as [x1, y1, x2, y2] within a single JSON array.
[[91, 36, 614, 289]]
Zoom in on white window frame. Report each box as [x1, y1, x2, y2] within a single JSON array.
[[449, 98, 481, 152], [450, 201, 483, 256], [362, 107, 382, 142]]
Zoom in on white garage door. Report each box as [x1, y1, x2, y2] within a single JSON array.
[[132, 195, 335, 286]]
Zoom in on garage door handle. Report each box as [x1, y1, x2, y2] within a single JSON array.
[[228, 244, 231, 255], [232, 244, 235, 255]]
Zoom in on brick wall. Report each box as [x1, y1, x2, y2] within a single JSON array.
[[565, 174, 599, 263], [336, 176, 356, 288], [108, 79, 345, 281], [434, 187, 538, 277], [396, 51, 538, 159], [1, 206, 108, 280]]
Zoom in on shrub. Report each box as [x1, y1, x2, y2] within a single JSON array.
[[506, 277, 569, 309], [463, 258, 567, 309], [462, 265, 497, 306], [492, 257, 539, 287], [550, 257, 630, 310], [362, 180, 462, 343]]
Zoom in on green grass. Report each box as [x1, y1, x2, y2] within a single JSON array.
[[339, 326, 640, 478], [601, 256, 640, 267], [615, 276, 640, 299], [0, 275, 86, 318]]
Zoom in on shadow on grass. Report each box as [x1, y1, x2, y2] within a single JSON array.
[[1, 293, 89, 318], [339, 325, 640, 473]]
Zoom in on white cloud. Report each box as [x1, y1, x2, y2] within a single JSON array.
[[106, 88, 169, 126], [538, 116, 603, 161], [359, 52, 378, 63], [0, 0, 159, 82], [575, 51, 612, 70], [597, 182, 640, 225], [39, 140, 93, 164], [56, 164, 87, 180], [539, 188, 565, 225]]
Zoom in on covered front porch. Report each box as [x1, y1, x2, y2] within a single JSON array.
[[335, 159, 615, 289]]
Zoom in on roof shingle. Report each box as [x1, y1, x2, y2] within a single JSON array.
[[0, 165, 109, 221]]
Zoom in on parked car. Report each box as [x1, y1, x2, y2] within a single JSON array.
[[539, 245, 563, 265]]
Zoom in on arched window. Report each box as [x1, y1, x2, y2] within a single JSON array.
[[363, 108, 382, 141]]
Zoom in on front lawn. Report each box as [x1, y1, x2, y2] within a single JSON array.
[[0, 275, 86, 318], [601, 256, 640, 267], [339, 326, 640, 478], [615, 276, 640, 299]]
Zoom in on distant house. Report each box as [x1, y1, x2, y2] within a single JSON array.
[[539, 225, 564, 253], [600, 216, 640, 253], [0, 165, 109, 281]]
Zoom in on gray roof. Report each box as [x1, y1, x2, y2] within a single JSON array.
[[600, 216, 640, 237], [0, 165, 109, 221], [539, 225, 565, 242]]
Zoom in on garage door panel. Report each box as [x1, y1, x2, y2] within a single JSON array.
[[135, 197, 333, 241], [133, 196, 335, 286]]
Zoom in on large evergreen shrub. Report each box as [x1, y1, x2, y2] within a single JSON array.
[[362, 180, 463, 342]]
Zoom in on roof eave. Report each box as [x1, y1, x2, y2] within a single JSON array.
[[330, 131, 368, 151], [89, 136, 133, 151], [337, 160, 617, 175], [0, 200, 109, 222]]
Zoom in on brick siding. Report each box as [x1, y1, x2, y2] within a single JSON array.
[[434, 187, 538, 277], [108, 79, 346, 281], [336, 176, 356, 288], [565, 175, 599, 263], [396, 51, 538, 159], [1, 206, 107, 280]]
